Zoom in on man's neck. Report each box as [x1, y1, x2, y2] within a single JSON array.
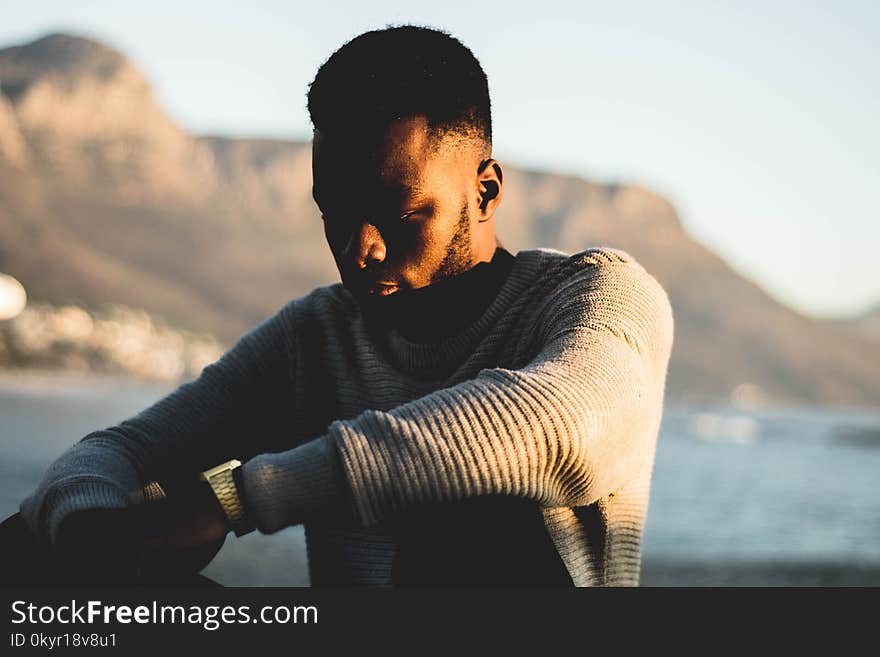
[[359, 246, 515, 343]]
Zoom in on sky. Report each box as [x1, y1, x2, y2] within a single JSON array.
[[1, 1, 877, 318]]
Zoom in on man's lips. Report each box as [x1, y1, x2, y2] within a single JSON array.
[[344, 270, 402, 297], [366, 283, 399, 296]]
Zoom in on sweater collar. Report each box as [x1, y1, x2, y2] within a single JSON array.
[[349, 248, 545, 380], [358, 246, 516, 344]]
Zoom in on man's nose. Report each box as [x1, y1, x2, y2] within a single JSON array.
[[345, 219, 387, 268]]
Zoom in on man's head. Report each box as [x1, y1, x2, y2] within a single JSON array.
[[308, 26, 504, 305]]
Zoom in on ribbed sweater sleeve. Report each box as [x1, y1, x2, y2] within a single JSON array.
[[19, 303, 298, 548], [241, 251, 674, 531]]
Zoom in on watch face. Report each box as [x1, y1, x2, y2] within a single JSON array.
[[202, 459, 242, 480]]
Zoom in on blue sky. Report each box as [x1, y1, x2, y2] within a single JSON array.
[[2, 1, 877, 318]]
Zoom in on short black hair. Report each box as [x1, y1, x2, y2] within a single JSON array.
[[307, 25, 492, 148]]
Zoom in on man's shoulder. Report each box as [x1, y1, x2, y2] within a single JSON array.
[[233, 284, 354, 355], [560, 245, 669, 311], [281, 281, 368, 342], [283, 280, 357, 318], [526, 245, 651, 294], [568, 245, 637, 268], [529, 245, 673, 351]]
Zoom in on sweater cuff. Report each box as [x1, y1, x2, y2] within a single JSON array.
[[239, 436, 349, 534], [20, 476, 132, 550]]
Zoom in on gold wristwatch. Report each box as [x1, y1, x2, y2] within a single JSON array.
[[200, 459, 254, 537]]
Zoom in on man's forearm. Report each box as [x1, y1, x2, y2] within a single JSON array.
[[239, 435, 348, 534], [19, 303, 297, 548]]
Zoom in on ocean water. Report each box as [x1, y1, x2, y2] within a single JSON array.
[[1, 374, 879, 585], [645, 405, 880, 563]]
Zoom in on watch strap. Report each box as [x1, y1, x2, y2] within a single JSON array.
[[200, 459, 255, 537]]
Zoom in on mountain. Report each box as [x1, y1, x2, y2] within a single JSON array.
[[1, 32, 878, 407], [830, 303, 880, 344]]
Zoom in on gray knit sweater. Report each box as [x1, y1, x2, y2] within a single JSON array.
[[20, 246, 674, 586]]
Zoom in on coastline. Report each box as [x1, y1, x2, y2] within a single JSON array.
[[0, 367, 175, 398], [640, 559, 880, 587]]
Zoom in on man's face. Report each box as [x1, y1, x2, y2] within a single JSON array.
[[312, 116, 495, 305]]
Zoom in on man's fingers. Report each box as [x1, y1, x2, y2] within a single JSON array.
[[127, 502, 171, 548], [56, 481, 226, 565]]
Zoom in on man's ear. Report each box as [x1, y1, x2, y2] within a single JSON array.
[[476, 158, 504, 219]]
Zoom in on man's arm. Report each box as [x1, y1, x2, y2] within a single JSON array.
[[19, 301, 299, 550], [240, 251, 675, 532]]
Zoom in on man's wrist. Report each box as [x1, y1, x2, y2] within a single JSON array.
[[231, 467, 247, 513], [239, 436, 348, 534]]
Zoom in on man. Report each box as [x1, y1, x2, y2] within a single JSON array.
[[16, 25, 673, 587]]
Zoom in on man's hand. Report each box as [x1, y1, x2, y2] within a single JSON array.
[[54, 480, 230, 585], [139, 479, 231, 551], [135, 479, 231, 582], [53, 507, 143, 585]]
